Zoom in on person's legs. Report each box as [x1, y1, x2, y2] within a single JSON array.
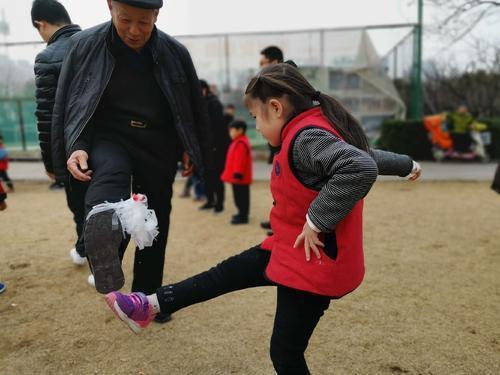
[[269, 287, 331, 375], [201, 169, 215, 209], [65, 178, 88, 258], [193, 174, 206, 201], [213, 169, 225, 212], [84, 139, 132, 294], [106, 246, 273, 331], [156, 246, 272, 314], [180, 176, 193, 198], [130, 162, 177, 296], [0, 171, 13, 190], [492, 162, 500, 193], [232, 184, 249, 223]]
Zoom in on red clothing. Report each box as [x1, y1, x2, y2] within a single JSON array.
[[221, 135, 252, 185], [261, 107, 365, 298], [0, 146, 8, 171]]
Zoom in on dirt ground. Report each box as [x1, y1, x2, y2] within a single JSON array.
[[1, 180, 499, 375]]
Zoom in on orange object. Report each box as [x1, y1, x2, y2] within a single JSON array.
[[423, 114, 453, 150]]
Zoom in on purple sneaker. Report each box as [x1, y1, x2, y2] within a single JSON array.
[[105, 292, 155, 333]]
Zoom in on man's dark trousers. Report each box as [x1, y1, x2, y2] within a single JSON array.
[[85, 138, 178, 294], [65, 179, 88, 257]]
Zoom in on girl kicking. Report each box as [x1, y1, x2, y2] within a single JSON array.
[[105, 63, 421, 374]]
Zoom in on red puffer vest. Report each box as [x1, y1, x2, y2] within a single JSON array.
[[221, 135, 253, 185], [261, 107, 365, 298]]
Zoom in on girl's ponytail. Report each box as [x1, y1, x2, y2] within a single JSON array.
[[315, 92, 370, 152]]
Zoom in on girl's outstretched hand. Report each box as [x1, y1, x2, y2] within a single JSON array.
[[293, 222, 324, 262], [408, 161, 422, 181]]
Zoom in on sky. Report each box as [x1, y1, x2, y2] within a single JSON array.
[[0, 0, 498, 67]]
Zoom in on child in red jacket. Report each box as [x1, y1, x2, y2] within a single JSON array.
[[0, 136, 14, 192], [221, 120, 253, 224], [0, 181, 6, 293]]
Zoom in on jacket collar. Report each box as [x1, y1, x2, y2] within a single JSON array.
[[47, 24, 82, 45], [106, 22, 159, 62]]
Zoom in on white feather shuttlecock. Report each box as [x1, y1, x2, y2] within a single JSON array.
[[86, 194, 159, 250]]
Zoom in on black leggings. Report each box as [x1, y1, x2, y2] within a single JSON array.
[[156, 246, 330, 375], [0, 170, 13, 190]]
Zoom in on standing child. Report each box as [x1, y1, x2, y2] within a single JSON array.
[[221, 120, 253, 224], [0, 136, 14, 192], [104, 63, 421, 374], [0, 180, 7, 294]]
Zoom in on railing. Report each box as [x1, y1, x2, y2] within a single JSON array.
[[0, 98, 38, 151]]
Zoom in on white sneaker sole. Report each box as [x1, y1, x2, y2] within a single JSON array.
[[113, 301, 142, 334]]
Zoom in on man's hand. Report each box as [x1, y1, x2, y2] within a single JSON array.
[[293, 222, 324, 262], [181, 152, 194, 177], [67, 150, 92, 182]]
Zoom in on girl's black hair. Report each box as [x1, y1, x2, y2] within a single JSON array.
[[245, 63, 369, 152]]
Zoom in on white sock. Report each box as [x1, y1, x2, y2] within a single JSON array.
[[147, 294, 161, 314]]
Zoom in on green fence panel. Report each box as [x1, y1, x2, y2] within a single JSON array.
[[0, 99, 38, 150]]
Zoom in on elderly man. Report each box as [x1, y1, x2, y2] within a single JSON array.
[[52, 0, 210, 322]]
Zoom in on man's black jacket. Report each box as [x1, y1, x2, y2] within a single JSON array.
[[51, 21, 211, 181], [34, 24, 81, 174]]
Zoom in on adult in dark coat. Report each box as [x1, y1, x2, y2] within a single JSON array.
[[31, 0, 87, 264], [52, 0, 210, 322], [199, 80, 230, 213]]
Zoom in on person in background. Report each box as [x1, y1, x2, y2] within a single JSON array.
[[259, 46, 285, 233], [0, 136, 14, 192], [223, 104, 236, 129], [221, 120, 253, 224], [259, 45, 284, 68], [0, 179, 7, 293], [31, 0, 86, 266], [198, 80, 230, 213], [492, 162, 500, 194], [0, 179, 7, 211], [447, 105, 474, 155]]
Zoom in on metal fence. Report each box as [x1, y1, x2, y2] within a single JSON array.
[[0, 98, 37, 150], [0, 24, 417, 149]]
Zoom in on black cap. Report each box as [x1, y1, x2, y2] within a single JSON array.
[[114, 0, 163, 9]]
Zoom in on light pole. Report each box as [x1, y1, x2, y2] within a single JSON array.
[[409, 0, 423, 119]]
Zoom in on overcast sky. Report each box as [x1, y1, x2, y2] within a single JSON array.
[[0, 0, 497, 66]]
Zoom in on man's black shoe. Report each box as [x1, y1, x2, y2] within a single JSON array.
[[49, 182, 65, 191], [154, 312, 172, 323], [231, 216, 249, 225], [260, 221, 272, 230], [199, 202, 214, 210]]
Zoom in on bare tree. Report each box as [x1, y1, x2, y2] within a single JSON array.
[[424, 0, 500, 42], [421, 39, 500, 117]]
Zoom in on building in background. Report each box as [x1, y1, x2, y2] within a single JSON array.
[[178, 27, 412, 144]]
